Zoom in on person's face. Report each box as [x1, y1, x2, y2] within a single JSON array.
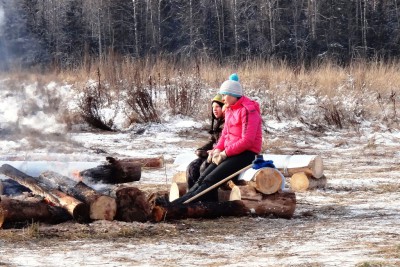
[[212, 102, 223, 119], [222, 94, 238, 106]]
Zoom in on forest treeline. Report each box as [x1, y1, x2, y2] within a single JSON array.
[[0, 0, 399, 70]]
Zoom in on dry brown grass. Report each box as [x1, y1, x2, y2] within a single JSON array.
[[1, 58, 399, 130]]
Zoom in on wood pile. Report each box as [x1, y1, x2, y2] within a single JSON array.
[[0, 154, 306, 228], [257, 154, 327, 192]]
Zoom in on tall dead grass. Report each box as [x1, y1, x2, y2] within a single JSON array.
[[2, 57, 399, 130]]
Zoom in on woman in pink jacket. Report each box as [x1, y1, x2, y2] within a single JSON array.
[[172, 75, 263, 204]]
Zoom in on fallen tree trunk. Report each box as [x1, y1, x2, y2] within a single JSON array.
[[0, 164, 90, 223], [152, 200, 250, 222], [115, 187, 152, 222], [243, 154, 324, 178], [0, 196, 72, 229], [78, 157, 141, 184], [111, 156, 164, 168], [290, 172, 327, 192], [39, 171, 117, 221], [152, 190, 296, 222], [219, 186, 296, 219]]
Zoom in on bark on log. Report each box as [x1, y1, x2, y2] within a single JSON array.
[[39, 171, 117, 221], [115, 187, 152, 222], [111, 156, 164, 168], [0, 164, 90, 223], [218, 186, 296, 219], [290, 172, 327, 192], [78, 157, 141, 184], [153, 190, 296, 222], [0, 196, 72, 229], [152, 200, 250, 222], [259, 154, 324, 178]]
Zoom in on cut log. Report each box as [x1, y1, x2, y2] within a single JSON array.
[[241, 191, 296, 219], [78, 157, 141, 184], [246, 168, 283, 194], [218, 186, 296, 218], [115, 187, 152, 222], [172, 171, 187, 183], [256, 154, 324, 178], [152, 200, 250, 222], [219, 184, 262, 202], [290, 172, 327, 192], [108, 156, 164, 168], [0, 196, 72, 229], [39, 171, 117, 221], [153, 190, 296, 221], [0, 164, 90, 223]]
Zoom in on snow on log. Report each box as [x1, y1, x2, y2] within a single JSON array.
[[260, 154, 324, 178], [115, 187, 152, 222], [290, 172, 327, 192], [0, 196, 72, 229], [0, 164, 90, 223], [39, 171, 117, 221], [78, 157, 141, 184]]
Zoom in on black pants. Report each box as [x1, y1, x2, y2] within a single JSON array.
[[173, 150, 258, 204]]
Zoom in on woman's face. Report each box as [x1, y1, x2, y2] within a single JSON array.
[[212, 102, 224, 119], [222, 94, 238, 106]]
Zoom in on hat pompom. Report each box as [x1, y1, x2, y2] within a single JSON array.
[[229, 73, 239, 81]]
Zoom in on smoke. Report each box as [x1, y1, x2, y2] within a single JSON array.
[[0, 5, 4, 33]]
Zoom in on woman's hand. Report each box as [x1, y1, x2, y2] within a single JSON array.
[[212, 150, 227, 165]]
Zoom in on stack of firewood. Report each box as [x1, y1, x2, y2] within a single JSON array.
[[0, 157, 164, 228]]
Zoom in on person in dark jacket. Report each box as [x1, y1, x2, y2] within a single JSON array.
[[186, 93, 225, 189]]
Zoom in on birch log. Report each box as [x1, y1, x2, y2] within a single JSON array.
[[0, 164, 90, 223], [290, 172, 327, 192], [260, 154, 324, 178], [39, 171, 117, 221]]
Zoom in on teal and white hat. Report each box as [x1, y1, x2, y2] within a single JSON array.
[[219, 80, 242, 98]]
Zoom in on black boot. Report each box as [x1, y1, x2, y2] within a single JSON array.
[[171, 183, 209, 205]]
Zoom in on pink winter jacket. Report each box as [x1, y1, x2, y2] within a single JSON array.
[[215, 96, 263, 156]]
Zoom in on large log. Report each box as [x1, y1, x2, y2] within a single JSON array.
[[113, 156, 164, 168], [153, 190, 296, 222], [115, 187, 152, 222], [218, 186, 296, 219], [78, 157, 141, 184], [0, 164, 90, 223], [0, 196, 72, 229], [39, 171, 117, 221], [238, 154, 324, 178], [152, 200, 250, 222], [290, 172, 327, 192]]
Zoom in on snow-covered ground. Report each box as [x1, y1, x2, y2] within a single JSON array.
[[0, 79, 399, 267]]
